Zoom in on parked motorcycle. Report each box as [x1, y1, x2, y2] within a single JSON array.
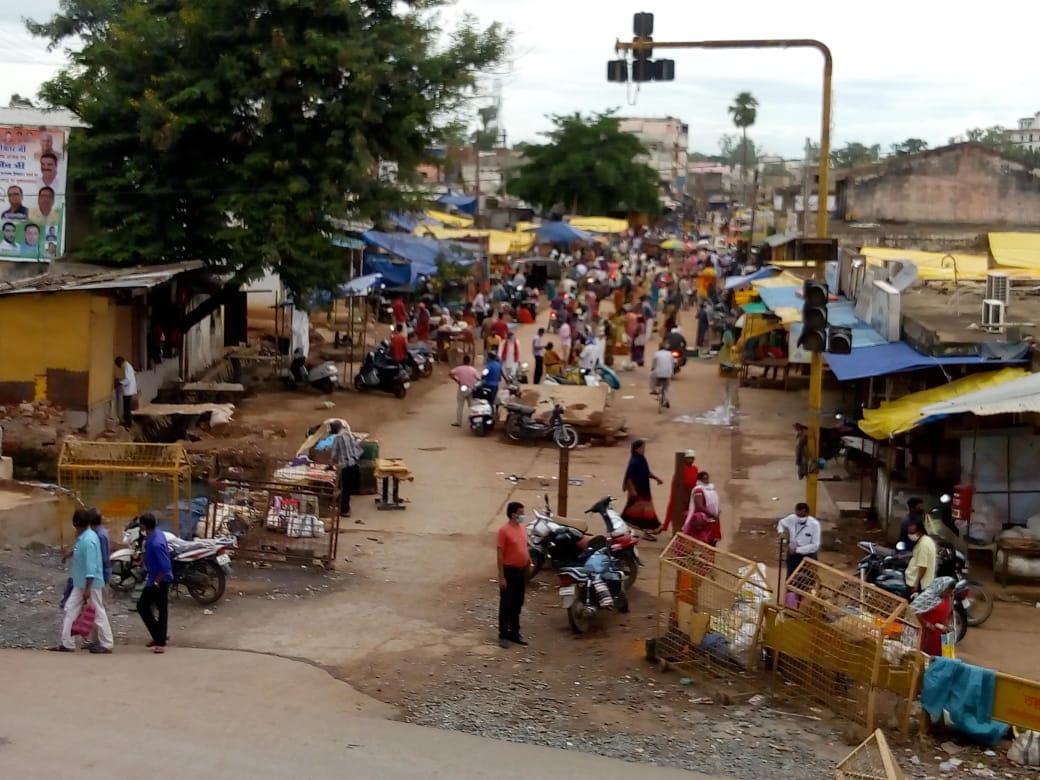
[[406, 344, 434, 379], [503, 399, 578, 449], [281, 349, 339, 394], [527, 494, 640, 589], [110, 519, 235, 606], [558, 547, 628, 633], [465, 377, 497, 436], [354, 345, 411, 398]]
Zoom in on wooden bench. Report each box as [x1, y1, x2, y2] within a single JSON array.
[[739, 358, 791, 389]]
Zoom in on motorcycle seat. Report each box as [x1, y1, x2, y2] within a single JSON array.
[[505, 402, 535, 415], [556, 516, 589, 533]]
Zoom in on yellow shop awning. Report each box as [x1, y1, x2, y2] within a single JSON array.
[[989, 232, 1040, 273], [568, 216, 629, 234], [858, 367, 1030, 440], [426, 209, 474, 228]]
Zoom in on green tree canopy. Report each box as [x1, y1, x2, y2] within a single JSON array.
[[509, 112, 659, 215], [718, 134, 760, 168], [28, 0, 507, 297], [890, 138, 929, 156], [831, 142, 881, 169]]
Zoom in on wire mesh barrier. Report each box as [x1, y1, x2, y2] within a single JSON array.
[[833, 728, 906, 780], [761, 558, 925, 736], [652, 533, 773, 678], [57, 439, 194, 539], [198, 456, 341, 568]]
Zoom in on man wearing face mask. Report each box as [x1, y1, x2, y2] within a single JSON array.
[[496, 501, 530, 649], [904, 518, 937, 594]]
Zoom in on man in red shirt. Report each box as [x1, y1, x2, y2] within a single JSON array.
[[392, 296, 407, 326], [496, 501, 530, 648], [491, 311, 509, 343], [389, 323, 408, 362]]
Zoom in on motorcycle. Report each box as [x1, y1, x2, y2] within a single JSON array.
[[110, 519, 235, 606], [670, 350, 686, 375], [503, 399, 578, 449], [547, 309, 561, 333], [281, 349, 339, 394], [406, 344, 434, 379], [527, 494, 640, 589], [354, 344, 411, 398], [854, 539, 981, 640], [465, 376, 497, 436], [558, 547, 628, 634]]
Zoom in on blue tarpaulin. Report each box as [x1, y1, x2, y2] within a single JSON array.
[[360, 231, 477, 269], [362, 254, 420, 288], [725, 265, 781, 290], [824, 341, 1030, 381], [386, 212, 440, 232], [525, 222, 592, 244], [436, 193, 477, 215]]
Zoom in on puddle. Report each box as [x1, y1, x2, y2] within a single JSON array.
[[673, 389, 741, 427]]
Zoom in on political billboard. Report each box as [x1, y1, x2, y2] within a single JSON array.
[[0, 125, 70, 262]]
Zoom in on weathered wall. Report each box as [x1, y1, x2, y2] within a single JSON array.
[[844, 145, 1040, 225], [181, 297, 225, 380]]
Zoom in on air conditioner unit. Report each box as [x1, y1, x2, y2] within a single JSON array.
[[982, 299, 1006, 329], [985, 272, 1010, 306]]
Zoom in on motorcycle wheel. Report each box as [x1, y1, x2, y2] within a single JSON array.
[[615, 592, 630, 614], [506, 416, 523, 442], [316, 377, 336, 394], [952, 601, 968, 643], [964, 579, 994, 627], [186, 559, 227, 606], [353, 375, 365, 392], [475, 420, 488, 437], [567, 597, 592, 634], [527, 548, 546, 581], [419, 361, 433, 378], [394, 384, 408, 399], [553, 425, 579, 449], [109, 560, 138, 593], [614, 548, 639, 590]]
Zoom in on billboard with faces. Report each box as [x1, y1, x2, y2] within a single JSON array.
[[0, 125, 69, 262]]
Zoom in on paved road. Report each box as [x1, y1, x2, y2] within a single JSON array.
[[0, 648, 725, 779]]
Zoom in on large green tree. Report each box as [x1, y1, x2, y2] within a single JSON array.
[[890, 137, 929, 156], [509, 112, 659, 215], [951, 125, 1040, 167], [28, 1, 507, 297], [727, 91, 758, 203], [831, 142, 881, 169], [718, 133, 760, 169]]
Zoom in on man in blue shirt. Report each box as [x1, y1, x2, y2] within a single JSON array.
[[52, 509, 114, 652], [482, 351, 503, 398], [137, 513, 173, 653]]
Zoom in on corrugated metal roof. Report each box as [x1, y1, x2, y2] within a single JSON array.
[[920, 371, 1040, 417], [0, 261, 205, 295]]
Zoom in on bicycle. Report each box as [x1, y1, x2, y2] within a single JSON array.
[[655, 377, 670, 414]]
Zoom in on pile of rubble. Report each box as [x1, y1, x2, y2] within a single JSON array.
[[0, 401, 64, 451]]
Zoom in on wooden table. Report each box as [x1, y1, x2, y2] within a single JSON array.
[[373, 457, 413, 511], [739, 358, 791, 389]]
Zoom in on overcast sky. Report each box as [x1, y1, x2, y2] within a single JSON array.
[[4, 1, 1034, 159]]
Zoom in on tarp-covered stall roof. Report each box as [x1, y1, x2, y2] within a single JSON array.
[[858, 368, 1030, 440], [920, 371, 1040, 417], [989, 232, 1040, 273], [824, 341, 1030, 382]]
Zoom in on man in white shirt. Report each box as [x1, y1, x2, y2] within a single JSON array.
[[114, 356, 138, 428], [649, 342, 675, 408], [777, 502, 821, 578], [578, 335, 603, 371]]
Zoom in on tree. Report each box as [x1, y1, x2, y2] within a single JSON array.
[[727, 91, 758, 203], [718, 134, 760, 169], [472, 105, 500, 151], [8, 94, 35, 108], [950, 125, 1040, 168], [890, 138, 929, 157], [28, 1, 508, 298], [508, 111, 659, 215], [831, 142, 881, 169]]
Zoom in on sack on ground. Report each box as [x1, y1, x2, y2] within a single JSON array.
[[1009, 730, 1040, 766]]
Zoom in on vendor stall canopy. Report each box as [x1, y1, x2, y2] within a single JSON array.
[[920, 371, 1040, 417], [858, 368, 1029, 440], [567, 216, 628, 234], [415, 224, 533, 255], [525, 221, 592, 244], [824, 341, 1030, 382]]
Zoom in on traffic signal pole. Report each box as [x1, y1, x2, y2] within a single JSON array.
[[612, 35, 832, 514]]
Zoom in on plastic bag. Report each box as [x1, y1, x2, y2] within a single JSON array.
[[71, 603, 96, 637], [1009, 730, 1040, 766]]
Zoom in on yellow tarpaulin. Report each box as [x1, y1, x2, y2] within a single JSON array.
[[858, 367, 1029, 440], [858, 247, 993, 281], [988, 232, 1040, 272], [414, 224, 533, 255], [425, 209, 473, 228], [752, 271, 804, 289], [568, 216, 629, 234]]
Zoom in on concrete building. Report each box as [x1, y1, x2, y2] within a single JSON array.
[[685, 162, 732, 210], [1009, 111, 1040, 152], [617, 117, 689, 198], [834, 143, 1040, 226]]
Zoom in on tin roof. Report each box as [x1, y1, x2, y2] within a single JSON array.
[[0, 261, 205, 295]]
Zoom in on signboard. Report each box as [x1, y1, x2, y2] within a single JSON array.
[[0, 125, 70, 262]]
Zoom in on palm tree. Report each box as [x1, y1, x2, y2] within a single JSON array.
[[728, 91, 759, 205]]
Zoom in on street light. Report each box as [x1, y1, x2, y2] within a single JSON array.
[[606, 13, 834, 515]]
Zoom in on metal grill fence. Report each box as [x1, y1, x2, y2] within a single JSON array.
[[654, 533, 773, 677]]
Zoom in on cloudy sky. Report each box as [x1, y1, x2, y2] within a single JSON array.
[[4, 1, 1034, 159]]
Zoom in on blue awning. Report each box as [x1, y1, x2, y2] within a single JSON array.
[[360, 231, 477, 270], [525, 222, 592, 244], [824, 341, 1030, 382], [436, 193, 477, 215], [725, 265, 781, 290]]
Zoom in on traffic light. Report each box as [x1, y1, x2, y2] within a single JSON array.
[[653, 59, 675, 81], [799, 280, 828, 352], [607, 60, 628, 82], [633, 12, 654, 37], [632, 60, 655, 82], [827, 325, 852, 354]]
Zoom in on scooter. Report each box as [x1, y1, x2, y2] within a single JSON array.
[[503, 399, 578, 449], [465, 377, 497, 436], [110, 519, 235, 606], [547, 309, 561, 333], [558, 547, 628, 634], [406, 344, 434, 379], [281, 350, 339, 394], [354, 346, 411, 398], [527, 494, 640, 589]]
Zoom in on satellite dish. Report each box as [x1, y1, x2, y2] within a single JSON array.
[[887, 260, 919, 293]]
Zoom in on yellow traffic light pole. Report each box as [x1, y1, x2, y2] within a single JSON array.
[[614, 37, 832, 514]]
